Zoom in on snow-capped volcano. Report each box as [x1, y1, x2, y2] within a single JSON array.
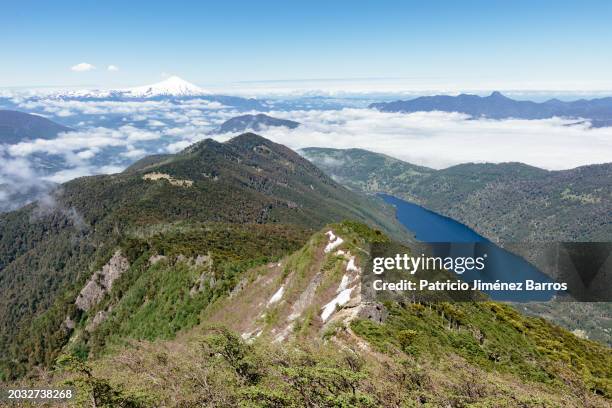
[[122, 76, 209, 97], [45, 76, 210, 99]]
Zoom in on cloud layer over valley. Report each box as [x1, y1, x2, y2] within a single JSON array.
[[1, 94, 611, 211], [259, 109, 612, 170]]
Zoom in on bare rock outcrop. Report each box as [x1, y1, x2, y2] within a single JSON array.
[[86, 310, 110, 332], [357, 302, 388, 324], [75, 250, 129, 311]]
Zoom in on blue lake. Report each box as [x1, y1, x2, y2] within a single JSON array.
[[379, 194, 557, 301]]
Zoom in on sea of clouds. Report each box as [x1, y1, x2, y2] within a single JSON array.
[[1, 94, 611, 211], [264, 109, 612, 170]]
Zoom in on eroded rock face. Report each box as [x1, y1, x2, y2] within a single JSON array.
[[189, 253, 214, 296], [75, 250, 129, 311], [288, 272, 322, 321], [357, 302, 388, 324], [63, 316, 76, 330], [86, 310, 109, 332]]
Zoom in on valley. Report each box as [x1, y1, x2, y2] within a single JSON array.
[[303, 147, 612, 346], [302, 147, 612, 242]]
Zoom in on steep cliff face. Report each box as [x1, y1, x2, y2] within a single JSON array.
[[75, 251, 129, 312]]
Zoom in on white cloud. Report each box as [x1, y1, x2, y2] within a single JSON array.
[[76, 149, 97, 160], [70, 62, 96, 72], [0, 154, 55, 212], [165, 140, 192, 153], [147, 119, 166, 127], [8, 128, 125, 157], [107, 65, 119, 72], [5, 125, 163, 158], [0, 156, 37, 182], [253, 109, 612, 170], [121, 148, 147, 159], [17, 98, 226, 120], [119, 125, 162, 141], [41, 164, 125, 183]]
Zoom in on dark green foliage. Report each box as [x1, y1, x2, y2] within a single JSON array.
[[56, 354, 151, 407], [336, 220, 389, 244], [516, 302, 612, 347], [301, 147, 433, 195], [202, 327, 262, 384], [200, 330, 377, 408], [351, 301, 612, 396], [240, 386, 293, 408]]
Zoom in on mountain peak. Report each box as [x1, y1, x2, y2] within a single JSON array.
[[489, 91, 506, 98], [123, 76, 209, 97], [212, 114, 301, 134], [157, 75, 197, 88], [0, 110, 72, 144], [227, 132, 276, 147]]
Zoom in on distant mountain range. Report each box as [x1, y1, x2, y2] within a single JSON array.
[[370, 91, 612, 126], [29, 76, 269, 110], [212, 113, 300, 134], [0, 110, 72, 144], [46, 76, 210, 99]]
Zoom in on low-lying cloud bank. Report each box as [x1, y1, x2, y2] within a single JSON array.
[[1, 100, 611, 212], [0, 154, 54, 212], [255, 109, 612, 170]]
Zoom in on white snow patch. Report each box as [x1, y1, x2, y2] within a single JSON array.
[[346, 257, 360, 273], [324, 235, 344, 253], [326, 230, 336, 241], [337, 274, 350, 293], [321, 288, 353, 321], [268, 286, 285, 305]]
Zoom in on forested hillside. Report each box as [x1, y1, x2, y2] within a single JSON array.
[[0, 133, 405, 379], [302, 147, 612, 241], [9, 222, 612, 407]]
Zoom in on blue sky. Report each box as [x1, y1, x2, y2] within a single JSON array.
[[2, 0, 612, 89]]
